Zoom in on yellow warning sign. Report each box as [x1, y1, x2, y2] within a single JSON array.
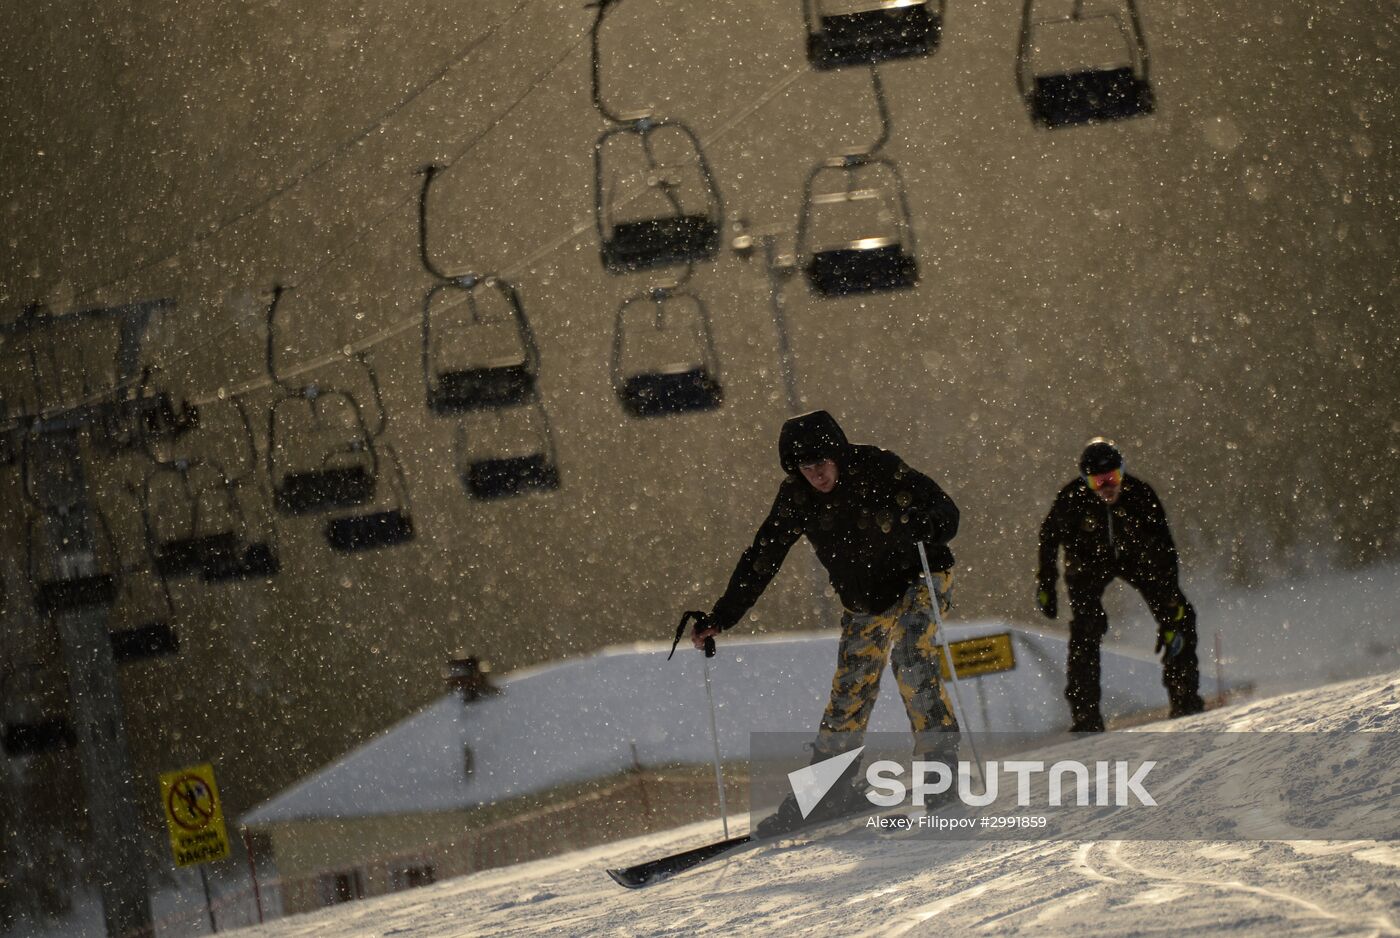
[[939, 632, 1016, 680], [159, 763, 230, 867]]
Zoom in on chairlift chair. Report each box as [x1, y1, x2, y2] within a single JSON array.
[[269, 386, 379, 515], [423, 278, 540, 413], [588, 0, 724, 273], [456, 402, 561, 500], [322, 442, 416, 552], [145, 460, 246, 578], [26, 509, 120, 615], [143, 455, 280, 582], [595, 119, 724, 273], [93, 372, 199, 454], [613, 287, 723, 417], [797, 154, 920, 296], [107, 559, 179, 665], [416, 166, 543, 414], [0, 663, 74, 757], [804, 0, 943, 70], [2, 717, 76, 757], [263, 286, 380, 517], [262, 285, 415, 551], [1018, 0, 1154, 128], [197, 397, 282, 579], [19, 433, 119, 613]]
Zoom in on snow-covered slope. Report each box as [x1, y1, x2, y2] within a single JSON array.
[[235, 670, 1400, 938]]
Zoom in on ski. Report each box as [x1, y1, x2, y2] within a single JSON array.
[[605, 804, 921, 888], [606, 834, 754, 888]]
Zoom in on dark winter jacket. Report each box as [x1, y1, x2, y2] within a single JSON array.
[[1037, 474, 1179, 586], [710, 444, 959, 629]]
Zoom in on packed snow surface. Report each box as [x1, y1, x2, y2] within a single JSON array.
[[237, 670, 1400, 937]]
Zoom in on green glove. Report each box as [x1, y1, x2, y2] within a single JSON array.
[[1155, 604, 1187, 659], [1036, 585, 1057, 620]]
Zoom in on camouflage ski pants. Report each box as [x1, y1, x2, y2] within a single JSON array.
[[814, 575, 960, 759]]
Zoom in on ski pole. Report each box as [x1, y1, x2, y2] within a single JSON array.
[[917, 541, 985, 790], [674, 611, 728, 838], [702, 655, 730, 838]]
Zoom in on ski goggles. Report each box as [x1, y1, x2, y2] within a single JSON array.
[[1085, 468, 1123, 491]]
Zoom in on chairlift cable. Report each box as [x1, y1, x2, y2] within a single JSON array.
[[53, 0, 552, 309], [115, 26, 594, 416], [9, 16, 813, 422], [202, 32, 799, 402]]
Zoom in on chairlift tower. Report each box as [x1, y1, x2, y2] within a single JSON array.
[[1, 300, 168, 938]]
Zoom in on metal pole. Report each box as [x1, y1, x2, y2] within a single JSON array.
[[240, 828, 264, 924], [31, 429, 153, 938], [198, 864, 217, 933], [760, 236, 803, 417], [701, 659, 729, 838], [917, 541, 985, 789], [1214, 629, 1225, 706]]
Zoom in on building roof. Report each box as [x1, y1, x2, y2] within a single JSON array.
[[242, 621, 1188, 825]]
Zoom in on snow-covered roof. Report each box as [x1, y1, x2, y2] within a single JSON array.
[[243, 621, 1191, 825]]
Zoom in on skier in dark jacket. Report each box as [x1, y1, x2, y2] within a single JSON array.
[[688, 411, 961, 834], [1037, 438, 1204, 732]]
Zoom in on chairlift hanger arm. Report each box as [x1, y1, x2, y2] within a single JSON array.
[[1016, 0, 1036, 99], [263, 284, 296, 392], [356, 351, 391, 441], [378, 441, 415, 512], [416, 164, 481, 286], [1124, 0, 1151, 78], [230, 395, 262, 485], [868, 66, 892, 157], [588, 0, 636, 126]]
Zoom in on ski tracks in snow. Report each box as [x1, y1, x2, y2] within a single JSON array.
[[864, 838, 1400, 937]]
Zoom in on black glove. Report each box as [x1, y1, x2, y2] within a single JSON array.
[[905, 509, 943, 544], [669, 610, 716, 659], [1036, 582, 1058, 620]]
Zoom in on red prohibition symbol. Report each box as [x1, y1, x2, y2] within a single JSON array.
[[167, 775, 216, 831]]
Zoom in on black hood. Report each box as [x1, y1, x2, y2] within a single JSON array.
[[779, 410, 850, 473]]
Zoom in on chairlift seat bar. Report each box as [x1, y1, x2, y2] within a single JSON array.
[[324, 509, 416, 552], [816, 235, 899, 252], [429, 365, 536, 413], [464, 455, 561, 500], [34, 574, 118, 615], [110, 621, 180, 663], [809, 4, 938, 70], [2, 718, 76, 757], [620, 368, 723, 418], [274, 465, 376, 515], [1030, 67, 1153, 128], [810, 188, 886, 206], [202, 542, 280, 582], [602, 215, 720, 273], [155, 531, 241, 578], [806, 243, 919, 296]]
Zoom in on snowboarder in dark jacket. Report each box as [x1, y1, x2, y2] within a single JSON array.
[[688, 411, 961, 834], [1037, 438, 1204, 732]]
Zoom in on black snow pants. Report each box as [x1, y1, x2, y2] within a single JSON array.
[[1064, 566, 1204, 731]]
